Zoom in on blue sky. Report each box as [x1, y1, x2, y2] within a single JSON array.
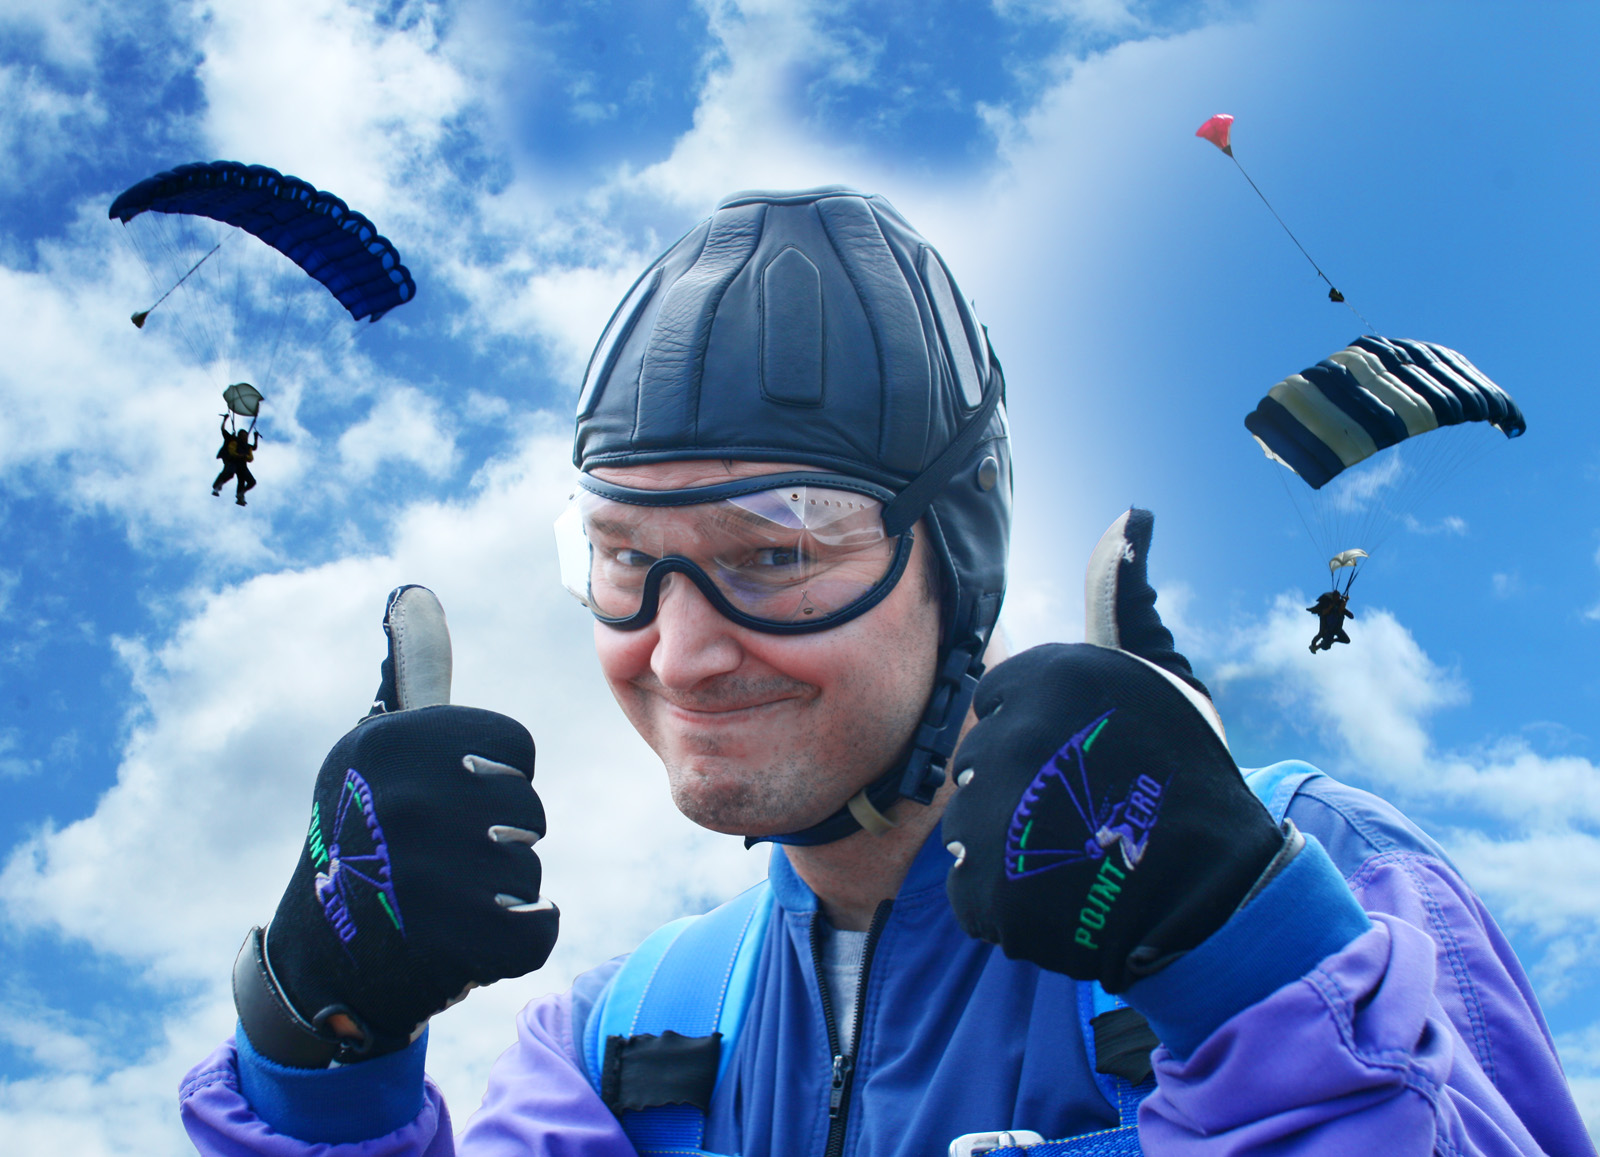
[[1, 0, 1597, 1149]]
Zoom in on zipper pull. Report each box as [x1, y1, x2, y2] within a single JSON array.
[[828, 1054, 853, 1118]]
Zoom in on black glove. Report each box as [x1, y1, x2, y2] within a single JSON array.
[[234, 586, 559, 1066], [943, 510, 1290, 992]]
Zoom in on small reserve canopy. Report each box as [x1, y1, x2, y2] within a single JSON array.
[[223, 382, 263, 417], [1244, 336, 1525, 491], [1328, 549, 1368, 573]]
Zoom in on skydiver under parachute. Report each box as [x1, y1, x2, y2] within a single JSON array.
[[1307, 590, 1354, 652], [213, 415, 259, 505], [1199, 117, 1527, 640], [108, 161, 416, 516], [212, 382, 263, 506], [1307, 549, 1366, 654]]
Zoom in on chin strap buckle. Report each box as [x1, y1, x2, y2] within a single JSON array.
[[898, 647, 982, 805]]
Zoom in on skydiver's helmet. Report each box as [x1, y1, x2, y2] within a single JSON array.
[[570, 186, 1011, 846]]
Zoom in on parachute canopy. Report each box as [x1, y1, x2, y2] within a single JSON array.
[[223, 382, 263, 417], [1195, 113, 1234, 155], [109, 161, 415, 322], [1328, 548, 1368, 573], [1244, 337, 1524, 491]]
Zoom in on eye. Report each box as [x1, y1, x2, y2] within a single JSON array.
[[612, 548, 656, 568], [752, 546, 804, 569]]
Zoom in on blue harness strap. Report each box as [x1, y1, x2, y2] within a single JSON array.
[[587, 763, 1315, 1157], [586, 883, 773, 1157]]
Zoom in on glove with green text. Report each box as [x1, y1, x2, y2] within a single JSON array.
[[233, 585, 559, 1066], [942, 510, 1294, 992]]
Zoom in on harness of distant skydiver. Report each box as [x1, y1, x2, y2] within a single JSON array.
[[569, 187, 1013, 847]]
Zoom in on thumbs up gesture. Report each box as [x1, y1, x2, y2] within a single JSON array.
[[233, 587, 560, 1067]]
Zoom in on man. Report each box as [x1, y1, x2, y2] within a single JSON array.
[[180, 188, 1593, 1155], [213, 417, 259, 506], [1306, 590, 1354, 653]]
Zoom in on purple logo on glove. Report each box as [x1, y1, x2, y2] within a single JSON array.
[[1005, 709, 1167, 880], [313, 768, 405, 944]]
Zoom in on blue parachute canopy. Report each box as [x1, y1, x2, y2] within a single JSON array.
[[108, 161, 415, 322], [1244, 337, 1524, 490]]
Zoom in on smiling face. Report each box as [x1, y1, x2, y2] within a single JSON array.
[[589, 460, 942, 838]]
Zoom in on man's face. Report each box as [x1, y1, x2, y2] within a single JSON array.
[[589, 460, 942, 838]]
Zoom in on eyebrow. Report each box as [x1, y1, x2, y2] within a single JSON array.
[[585, 514, 648, 538]]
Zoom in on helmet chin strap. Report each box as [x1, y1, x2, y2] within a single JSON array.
[[747, 644, 983, 848]]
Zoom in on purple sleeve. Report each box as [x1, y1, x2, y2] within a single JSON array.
[[452, 988, 638, 1157], [178, 1036, 455, 1157], [1127, 842, 1595, 1155], [179, 988, 634, 1156]]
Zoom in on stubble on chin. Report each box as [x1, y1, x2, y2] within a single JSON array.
[[662, 746, 821, 836]]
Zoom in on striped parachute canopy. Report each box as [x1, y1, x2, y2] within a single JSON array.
[[1244, 337, 1524, 490]]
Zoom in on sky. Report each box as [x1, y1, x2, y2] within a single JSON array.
[[1, 0, 1597, 1150]]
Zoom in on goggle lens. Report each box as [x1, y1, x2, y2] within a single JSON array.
[[554, 480, 907, 631]]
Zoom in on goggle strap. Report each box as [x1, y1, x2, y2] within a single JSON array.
[[880, 355, 1004, 537]]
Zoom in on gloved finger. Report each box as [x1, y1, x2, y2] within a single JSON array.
[[366, 584, 453, 720], [1083, 508, 1209, 700], [475, 903, 561, 981], [969, 644, 1046, 717]]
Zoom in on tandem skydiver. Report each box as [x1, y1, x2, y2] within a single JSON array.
[[1307, 589, 1354, 652], [212, 416, 259, 506]]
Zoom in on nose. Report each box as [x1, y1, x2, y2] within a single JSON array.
[[648, 573, 743, 690]]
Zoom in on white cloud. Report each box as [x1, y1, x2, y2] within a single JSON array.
[[0, 0, 119, 72], [625, 0, 900, 208], [337, 385, 459, 482], [1402, 512, 1468, 536], [197, 0, 468, 221], [0, 60, 105, 194], [0, 729, 40, 779]]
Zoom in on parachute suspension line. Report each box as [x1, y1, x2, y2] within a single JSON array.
[[134, 238, 224, 327], [258, 287, 297, 396], [1226, 153, 1375, 335], [137, 217, 231, 388], [1265, 452, 1331, 581]]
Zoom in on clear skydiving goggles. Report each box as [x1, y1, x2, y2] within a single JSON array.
[[553, 472, 915, 634]]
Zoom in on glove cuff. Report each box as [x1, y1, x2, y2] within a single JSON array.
[[233, 926, 347, 1069]]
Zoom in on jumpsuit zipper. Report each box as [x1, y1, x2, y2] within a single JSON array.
[[814, 900, 893, 1157]]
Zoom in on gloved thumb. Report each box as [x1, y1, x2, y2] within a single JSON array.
[[364, 584, 453, 720], [1084, 508, 1224, 741]]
